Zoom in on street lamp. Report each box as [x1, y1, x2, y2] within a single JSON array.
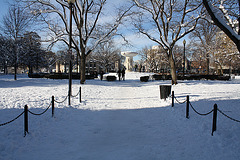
[[183, 39, 186, 77], [76, 40, 79, 73], [68, 0, 75, 105]]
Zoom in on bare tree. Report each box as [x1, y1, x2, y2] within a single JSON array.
[[173, 45, 185, 72], [90, 40, 121, 72], [203, 0, 240, 52], [1, 2, 35, 80], [214, 33, 239, 75], [23, 0, 132, 84], [190, 17, 219, 74], [140, 46, 168, 73], [132, 0, 204, 84]]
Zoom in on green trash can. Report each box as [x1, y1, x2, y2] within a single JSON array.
[[159, 85, 172, 100]]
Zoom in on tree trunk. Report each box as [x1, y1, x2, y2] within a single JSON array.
[[4, 60, 7, 74], [206, 54, 210, 74], [168, 50, 177, 85], [215, 62, 218, 75], [80, 54, 86, 84], [64, 62, 67, 73], [219, 64, 223, 76], [14, 44, 17, 80], [29, 65, 33, 74]]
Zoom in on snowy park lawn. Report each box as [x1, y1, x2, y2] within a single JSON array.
[[1, 72, 240, 160]]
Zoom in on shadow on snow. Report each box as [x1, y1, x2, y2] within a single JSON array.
[[1, 98, 240, 159]]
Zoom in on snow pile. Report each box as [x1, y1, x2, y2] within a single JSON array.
[[0, 73, 240, 160]]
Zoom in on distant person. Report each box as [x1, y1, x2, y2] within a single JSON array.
[[100, 71, 104, 81], [121, 68, 125, 81], [117, 69, 121, 81]]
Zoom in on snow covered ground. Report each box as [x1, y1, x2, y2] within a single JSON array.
[[1, 72, 240, 160]]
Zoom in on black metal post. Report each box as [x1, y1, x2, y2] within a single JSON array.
[[172, 91, 174, 107], [186, 95, 189, 119], [24, 105, 29, 136], [238, 1, 240, 35], [159, 85, 161, 100], [229, 60, 231, 77], [79, 87, 82, 103], [52, 96, 54, 117], [14, 43, 17, 80], [68, 2, 74, 106], [212, 104, 218, 136], [183, 40, 186, 77], [69, 59, 72, 106], [77, 54, 79, 73]]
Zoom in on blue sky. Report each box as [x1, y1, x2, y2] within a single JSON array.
[[0, 0, 13, 21]]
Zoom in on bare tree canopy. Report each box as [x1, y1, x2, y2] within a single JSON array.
[[90, 40, 121, 72], [1, 2, 35, 40], [21, 0, 132, 83], [132, 0, 204, 84]]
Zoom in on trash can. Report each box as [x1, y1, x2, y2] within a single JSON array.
[[159, 85, 172, 100], [106, 76, 116, 81], [140, 76, 149, 82]]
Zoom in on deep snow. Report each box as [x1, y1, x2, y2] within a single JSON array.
[[1, 73, 240, 160]]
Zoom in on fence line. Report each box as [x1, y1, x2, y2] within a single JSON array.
[[0, 86, 82, 136], [189, 102, 214, 116], [174, 96, 187, 104], [54, 95, 68, 104], [71, 87, 81, 97], [28, 102, 52, 116], [217, 108, 240, 123], [0, 111, 24, 126], [171, 91, 240, 136]]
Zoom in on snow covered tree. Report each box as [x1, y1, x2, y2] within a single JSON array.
[[132, 0, 204, 84], [22, 0, 132, 84], [203, 0, 240, 52]]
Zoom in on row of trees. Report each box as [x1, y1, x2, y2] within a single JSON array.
[[137, 0, 240, 78], [6, 0, 239, 84], [19, 0, 133, 84], [0, 32, 56, 75], [139, 45, 189, 73], [19, 0, 205, 84], [190, 19, 240, 75], [0, 2, 56, 79], [140, 17, 240, 75]]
